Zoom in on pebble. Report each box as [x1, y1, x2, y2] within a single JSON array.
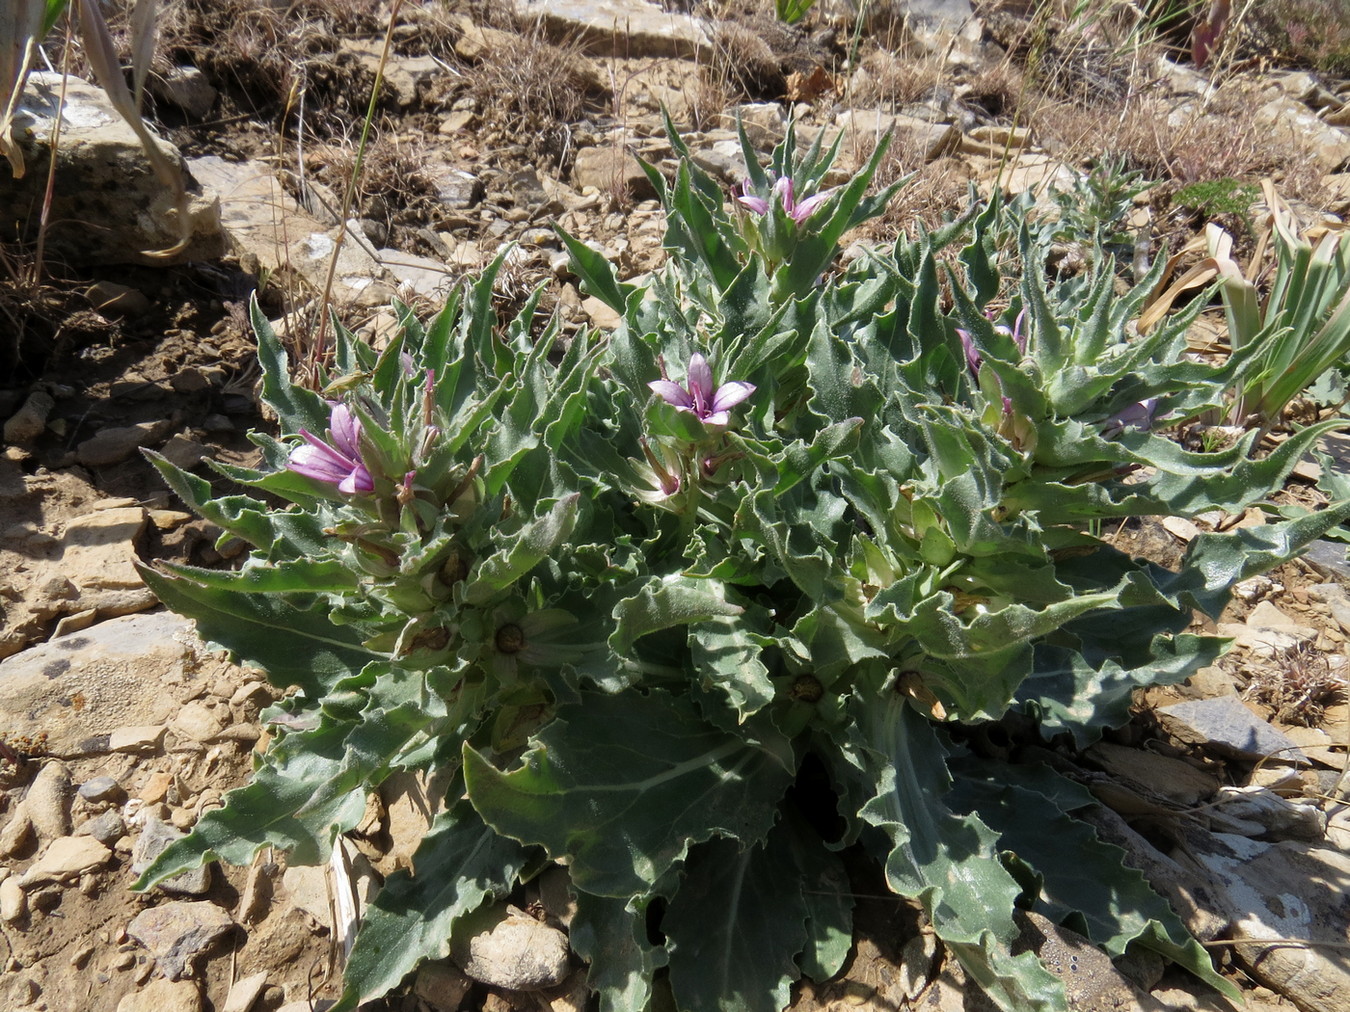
[[414, 960, 472, 1011], [78, 775, 125, 804], [131, 818, 212, 896], [0, 875, 26, 922], [0, 807, 33, 857], [171, 701, 227, 743], [452, 905, 571, 991], [126, 900, 235, 981], [75, 422, 169, 468], [1156, 696, 1305, 762], [3, 390, 55, 444], [138, 771, 175, 804], [109, 726, 168, 754], [19, 835, 112, 886], [76, 809, 128, 846], [220, 970, 268, 1012], [114, 977, 203, 1012], [25, 761, 74, 839]]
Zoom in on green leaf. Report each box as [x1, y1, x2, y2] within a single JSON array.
[[610, 575, 744, 656], [135, 563, 387, 698], [557, 226, 637, 314], [463, 494, 581, 605], [570, 892, 664, 1012], [463, 690, 794, 897], [333, 799, 531, 1012], [251, 295, 328, 434], [664, 832, 810, 1012], [946, 759, 1239, 1000], [847, 693, 1068, 1012], [690, 607, 776, 721]]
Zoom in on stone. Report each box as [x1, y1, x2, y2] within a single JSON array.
[[2, 72, 224, 265], [1304, 539, 1350, 582], [188, 155, 393, 306], [281, 863, 330, 926], [220, 970, 268, 1012], [158, 434, 209, 470], [24, 761, 74, 839], [1156, 696, 1305, 762], [1246, 600, 1318, 637], [1256, 95, 1350, 174], [171, 701, 227, 744], [147, 64, 216, 119], [19, 835, 112, 885], [76, 424, 170, 467], [85, 280, 152, 317], [1085, 742, 1217, 806], [58, 506, 150, 592], [571, 144, 656, 201], [0, 807, 33, 857], [1207, 785, 1326, 841], [379, 248, 456, 301], [0, 876, 25, 922], [127, 900, 235, 981], [509, 0, 710, 59], [114, 978, 203, 1012], [109, 725, 169, 754], [414, 960, 473, 1011], [835, 108, 959, 164], [581, 296, 622, 330], [3, 391, 54, 444], [76, 809, 128, 847], [0, 612, 196, 756], [131, 818, 212, 896], [1177, 835, 1350, 1012], [338, 40, 440, 108], [452, 904, 571, 991]]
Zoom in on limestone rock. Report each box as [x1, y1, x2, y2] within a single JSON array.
[[0, 612, 197, 756], [1156, 696, 1304, 762], [148, 65, 217, 120], [1256, 95, 1350, 174], [18, 835, 112, 885], [170, 701, 227, 744], [572, 144, 656, 200], [3, 391, 54, 444], [453, 905, 571, 991], [24, 760, 74, 839], [59, 507, 150, 591], [1177, 835, 1350, 1012], [127, 900, 235, 981], [114, 978, 203, 1012], [510, 0, 710, 59], [220, 970, 268, 1012], [0, 875, 26, 922], [1, 72, 224, 266], [414, 960, 473, 1011]]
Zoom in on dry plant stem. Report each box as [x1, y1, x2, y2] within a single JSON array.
[[308, 0, 405, 379], [31, 18, 75, 290]]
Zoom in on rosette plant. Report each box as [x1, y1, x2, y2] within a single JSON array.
[[136, 121, 1350, 1012]]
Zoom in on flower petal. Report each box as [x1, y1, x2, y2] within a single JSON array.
[[329, 403, 362, 458], [649, 379, 692, 409], [711, 380, 755, 414], [773, 176, 794, 213], [736, 194, 769, 215], [289, 439, 355, 484], [687, 354, 713, 416], [338, 465, 375, 494]]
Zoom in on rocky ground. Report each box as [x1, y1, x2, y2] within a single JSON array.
[[3, 1, 1350, 1011]]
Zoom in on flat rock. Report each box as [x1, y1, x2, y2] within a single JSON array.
[[379, 248, 456, 301], [77, 774, 124, 803], [127, 900, 235, 981], [510, 0, 710, 58], [170, 700, 228, 743], [77, 424, 163, 468], [220, 970, 268, 1012], [1178, 835, 1350, 1012], [24, 760, 74, 839], [132, 817, 212, 896], [19, 834, 111, 885], [1, 73, 223, 266], [1303, 540, 1350, 582], [1085, 742, 1217, 806], [414, 960, 473, 1011], [835, 108, 959, 164], [0, 612, 197, 756], [1257, 95, 1350, 174], [59, 507, 149, 590], [452, 904, 571, 991], [114, 978, 203, 1012], [1156, 696, 1305, 762]]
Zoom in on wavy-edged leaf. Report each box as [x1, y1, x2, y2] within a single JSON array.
[[570, 892, 664, 1012], [333, 799, 531, 1012], [463, 494, 580, 605], [610, 575, 744, 656], [464, 689, 793, 897], [135, 562, 387, 697], [847, 692, 1068, 1012]]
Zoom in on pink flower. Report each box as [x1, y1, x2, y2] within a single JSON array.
[[648, 353, 756, 428], [736, 176, 832, 224], [288, 403, 374, 494]]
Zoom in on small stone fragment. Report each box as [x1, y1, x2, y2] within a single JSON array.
[[131, 817, 211, 895], [0, 806, 33, 857], [127, 900, 235, 981], [76, 809, 127, 846], [109, 726, 167, 754], [452, 905, 571, 991], [19, 835, 112, 885], [0, 875, 26, 922], [220, 970, 268, 1012], [24, 761, 73, 839], [414, 960, 472, 1011], [78, 776, 124, 804], [114, 977, 203, 1012], [170, 701, 227, 743], [3, 390, 55, 444]]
